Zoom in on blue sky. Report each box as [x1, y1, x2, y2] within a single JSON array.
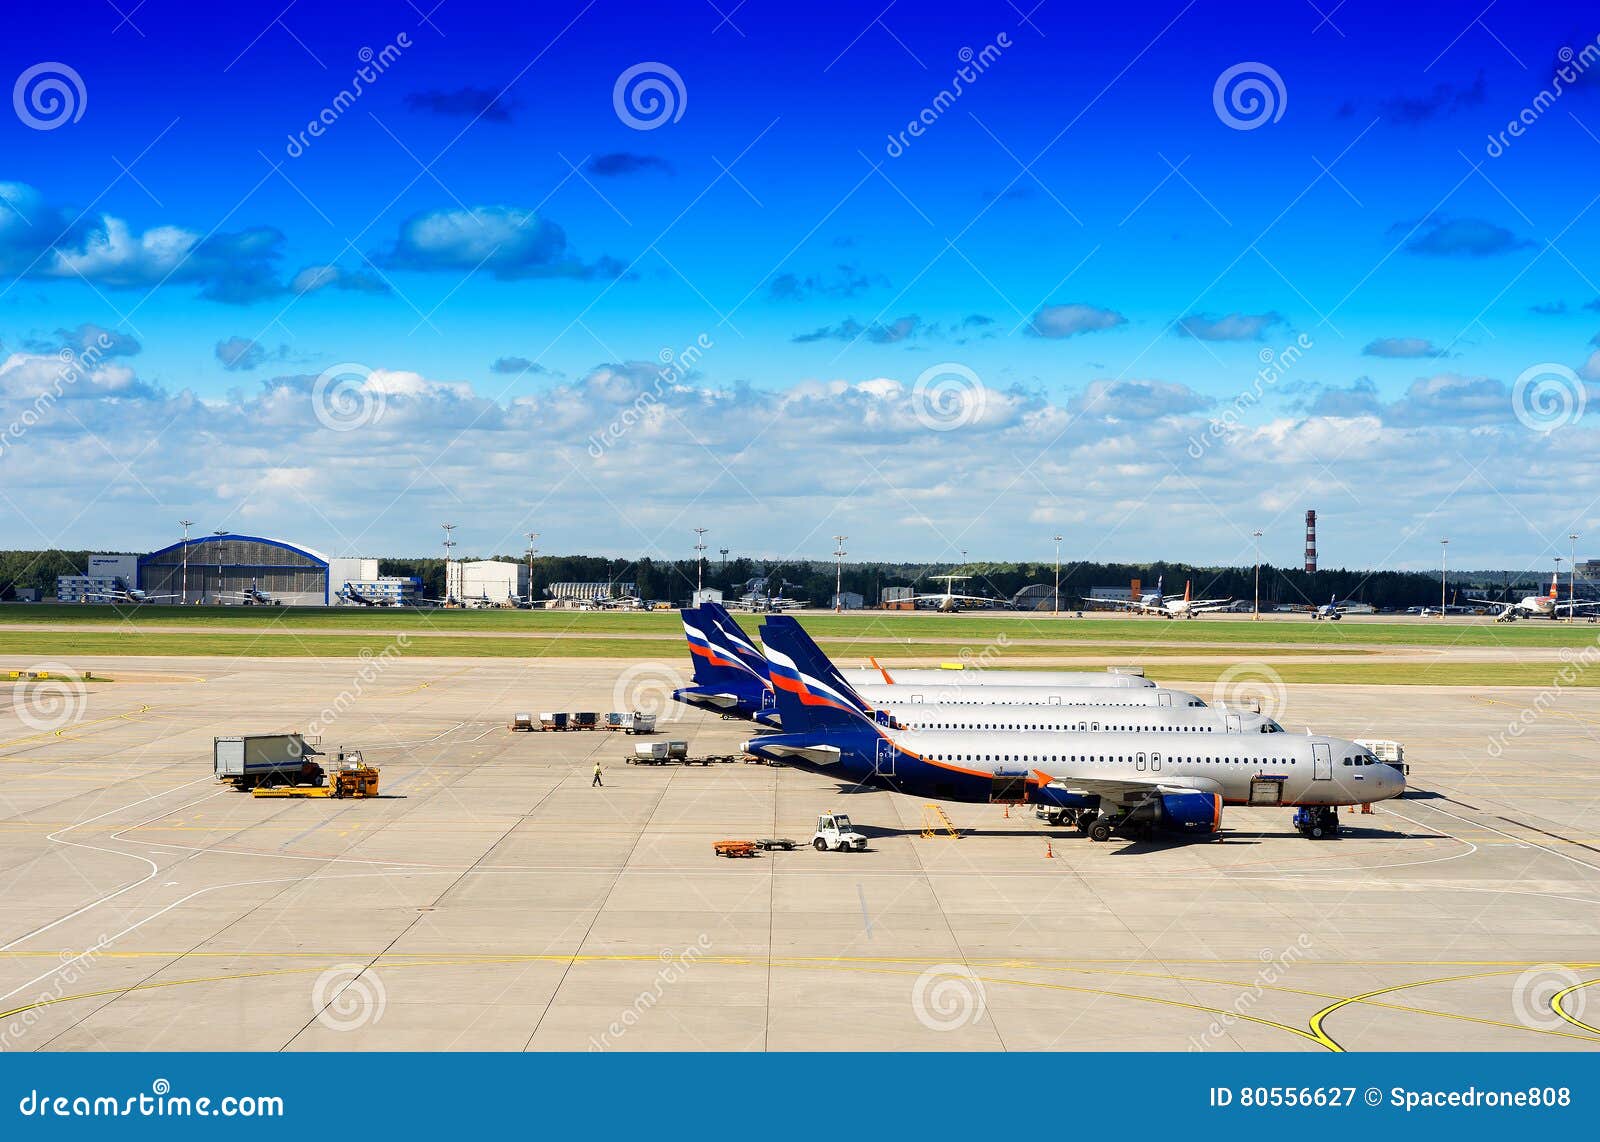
[[3, 0, 1599, 573]]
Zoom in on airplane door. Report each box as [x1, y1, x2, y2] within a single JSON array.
[[1225, 712, 1241, 733], [874, 739, 896, 777], [1312, 742, 1332, 781], [1150, 752, 1161, 773], [1136, 752, 1147, 772], [1048, 695, 1061, 705], [1158, 692, 1171, 707], [908, 693, 923, 704]]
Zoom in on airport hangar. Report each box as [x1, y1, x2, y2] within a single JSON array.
[[116, 534, 407, 605]]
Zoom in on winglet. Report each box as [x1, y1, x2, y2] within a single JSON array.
[[868, 656, 895, 684]]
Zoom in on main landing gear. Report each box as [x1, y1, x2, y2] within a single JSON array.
[[1294, 806, 1341, 839]]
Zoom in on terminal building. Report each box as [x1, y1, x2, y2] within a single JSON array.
[[445, 560, 528, 605]]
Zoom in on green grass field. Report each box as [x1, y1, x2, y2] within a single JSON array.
[[0, 630, 1366, 661], [4, 602, 1600, 649], [0, 633, 1582, 687], [1, 604, 1595, 686]]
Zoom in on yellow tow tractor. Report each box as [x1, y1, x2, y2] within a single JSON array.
[[252, 749, 380, 799]]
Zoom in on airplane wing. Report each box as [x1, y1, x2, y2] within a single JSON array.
[[1554, 600, 1600, 612], [1187, 598, 1232, 610], [1098, 598, 1153, 612], [1034, 769, 1222, 808]]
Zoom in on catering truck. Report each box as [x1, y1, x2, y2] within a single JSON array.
[[213, 734, 323, 790]]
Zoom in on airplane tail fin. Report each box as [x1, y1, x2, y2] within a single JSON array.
[[698, 602, 770, 681], [759, 615, 878, 732], [1551, 572, 1560, 600], [1184, 580, 1191, 602], [680, 608, 750, 686]]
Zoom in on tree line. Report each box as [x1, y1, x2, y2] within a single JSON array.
[[0, 548, 1566, 610]]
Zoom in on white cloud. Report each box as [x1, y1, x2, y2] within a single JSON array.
[[1, 335, 1595, 565]]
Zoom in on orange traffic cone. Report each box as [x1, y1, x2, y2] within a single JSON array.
[[1044, 839, 1054, 859]]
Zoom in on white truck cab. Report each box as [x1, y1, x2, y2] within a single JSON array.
[[812, 812, 867, 852]]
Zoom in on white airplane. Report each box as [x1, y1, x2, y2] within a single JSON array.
[[1303, 594, 1349, 621], [845, 661, 1155, 689], [1105, 576, 1231, 619], [337, 583, 398, 607], [749, 616, 1405, 843], [877, 700, 1283, 735], [1468, 572, 1600, 622], [216, 580, 279, 606], [728, 576, 805, 613], [911, 574, 996, 613], [82, 579, 178, 605], [853, 680, 1210, 708]]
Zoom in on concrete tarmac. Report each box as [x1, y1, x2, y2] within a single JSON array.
[[1, 654, 1597, 1051]]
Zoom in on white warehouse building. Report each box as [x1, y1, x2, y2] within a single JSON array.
[[446, 560, 529, 604]]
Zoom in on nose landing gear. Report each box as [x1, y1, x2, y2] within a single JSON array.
[[1294, 806, 1340, 839]]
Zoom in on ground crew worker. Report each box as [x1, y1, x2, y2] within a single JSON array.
[[592, 761, 603, 787]]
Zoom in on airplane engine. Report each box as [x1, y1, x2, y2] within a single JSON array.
[[1154, 791, 1222, 834]]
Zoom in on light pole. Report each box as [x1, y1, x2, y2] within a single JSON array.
[[1052, 534, 1063, 616], [441, 523, 456, 602], [525, 532, 539, 607], [178, 519, 194, 605], [833, 535, 848, 613], [1570, 533, 1579, 622], [1439, 538, 1449, 618], [693, 528, 709, 598], [1252, 530, 1263, 620], [719, 547, 729, 571]]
